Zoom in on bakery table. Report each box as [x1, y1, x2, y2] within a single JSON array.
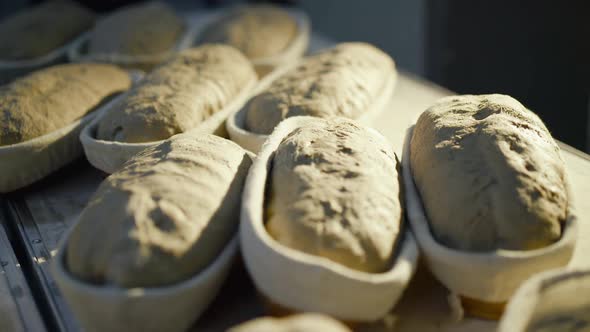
[[0, 214, 45, 332], [1, 31, 589, 332]]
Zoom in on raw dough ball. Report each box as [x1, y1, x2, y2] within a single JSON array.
[[0, 63, 131, 146], [245, 42, 395, 135], [97, 45, 256, 143], [410, 94, 567, 251], [87, 1, 184, 56], [199, 5, 297, 60], [267, 118, 402, 273], [66, 134, 252, 287], [228, 314, 352, 332], [0, 0, 95, 60]]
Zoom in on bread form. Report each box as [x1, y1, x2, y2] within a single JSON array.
[[498, 269, 590, 332], [410, 94, 567, 251], [96, 45, 256, 143], [528, 308, 590, 332], [240, 116, 418, 321], [0, 63, 131, 146], [199, 5, 297, 60], [66, 134, 251, 287], [228, 314, 351, 332], [244, 42, 395, 135], [87, 1, 184, 56], [266, 117, 402, 273], [0, 0, 94, 60]]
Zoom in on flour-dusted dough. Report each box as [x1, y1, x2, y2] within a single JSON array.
[[410, 94, 567, 251], [87, 1, 184, 56], [228, 314, 352, 332], [0, 63, 131, 146], [266, 118, 402, 273], [0, 0, 94, 60], [199, 5, 297, 60], [66, 134, 251, 287], [245, 43, 395, 135], [96, 45, 256, 143]]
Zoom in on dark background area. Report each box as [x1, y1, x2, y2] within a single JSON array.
[[427, 0, 590, 152], [1, 0, 589, 151]]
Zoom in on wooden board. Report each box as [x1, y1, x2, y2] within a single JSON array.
[[1, 30, 589, 332], [0, 210, 45, 332]]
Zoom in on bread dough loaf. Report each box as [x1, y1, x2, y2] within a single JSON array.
[[245, 42, 395, 135], [0, 63, 131, 146], [228, 314, 351, 332], [199, 5, 297, 60], [87, 2, 184, 56], [410, 94, 567, 251], [267, 118, 402, 273], [66, 134, 251, 287], [0, 0, 95, 60], [97, 45, 256, 143]]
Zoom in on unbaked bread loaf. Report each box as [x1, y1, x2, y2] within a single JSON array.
[[96, 45, 256, 143], [245, 42, 395, 135], [0, 0, 94, 60], [0, 63, 131, 146], [66, 134, 251, 287], [87, 1, 184, 56], [198, 5, 297, 60], [410, 94, 567, 251], [266, 118, 402, 273], [228, 314, 352, 332]]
